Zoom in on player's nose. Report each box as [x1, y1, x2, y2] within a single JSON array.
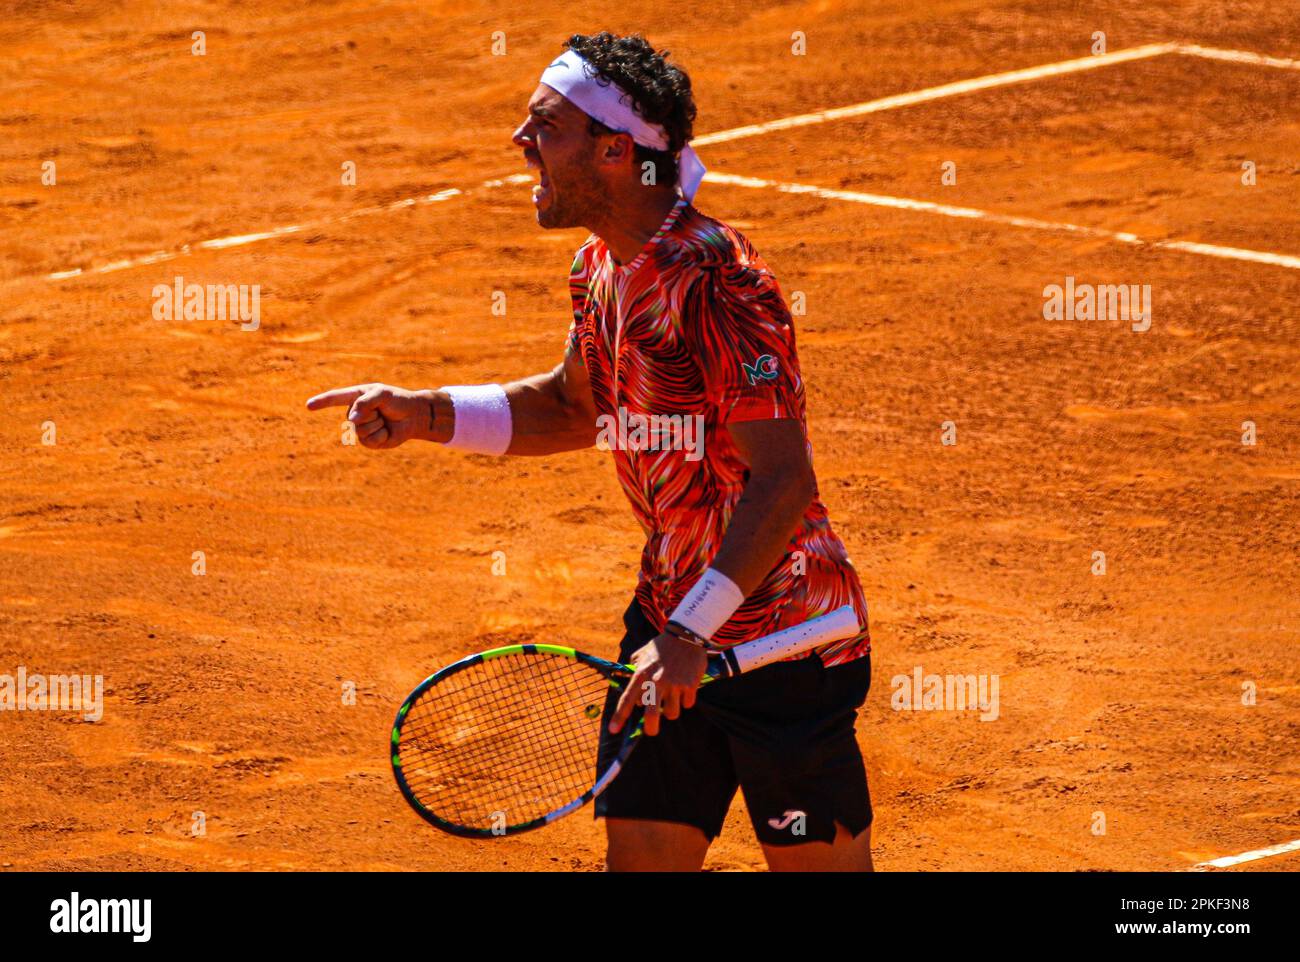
[[511, 119, 534, 149]]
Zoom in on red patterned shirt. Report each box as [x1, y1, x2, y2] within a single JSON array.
[[566, 199, 870, 665]]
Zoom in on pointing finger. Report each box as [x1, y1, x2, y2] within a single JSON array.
[[306, 386, 368, 411]]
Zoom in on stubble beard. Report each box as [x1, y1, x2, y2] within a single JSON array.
[[538, 167, 611, 231]]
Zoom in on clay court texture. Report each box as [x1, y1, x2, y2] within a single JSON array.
[[1, 1, 1298, 871]]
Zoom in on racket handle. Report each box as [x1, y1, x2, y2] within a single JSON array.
[[721, 604, 861, 676]]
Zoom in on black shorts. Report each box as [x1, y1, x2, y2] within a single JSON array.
[[594, 600, 873, 847]]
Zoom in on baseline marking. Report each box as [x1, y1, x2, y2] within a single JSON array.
[[1191, 838, 1300, 871], [41, 184, 493, 282], [704, 171, 1300, 271]]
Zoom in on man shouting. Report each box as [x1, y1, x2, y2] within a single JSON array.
[[308, 31, 874, 872]]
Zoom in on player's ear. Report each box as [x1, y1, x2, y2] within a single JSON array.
[[600, 131, 635, 166]]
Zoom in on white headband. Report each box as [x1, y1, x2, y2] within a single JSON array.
[[539, 49, 706, 201]]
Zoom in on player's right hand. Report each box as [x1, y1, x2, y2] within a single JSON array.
[[305, 383, 432, 449], [609, 631, 709, 737]]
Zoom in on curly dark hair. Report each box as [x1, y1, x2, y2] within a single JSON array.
[[563, 32, 696, 187]]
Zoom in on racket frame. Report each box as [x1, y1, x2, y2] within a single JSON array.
[[391, 642, 628, 838], [390, 605, 860, 838]]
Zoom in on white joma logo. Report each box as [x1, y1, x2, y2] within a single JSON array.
[[49, 892, 151, 942], [767, 810, 806, 830]]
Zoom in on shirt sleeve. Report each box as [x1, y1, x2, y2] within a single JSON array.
[[680, 263, 803, 424]]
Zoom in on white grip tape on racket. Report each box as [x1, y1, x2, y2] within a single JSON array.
[[723, 605, 860, 675]]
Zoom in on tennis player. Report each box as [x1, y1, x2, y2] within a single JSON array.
[[307, 32, 874, 872]]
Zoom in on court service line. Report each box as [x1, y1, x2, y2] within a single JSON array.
[[696, 41, 1300, 148], [34, 40, 1300, 284], [693, 43, 1178, 147], [1191, 838, 1300, 871], [703, 171, 1300, 271], [1176, 43, 1300, 71], [38, 45, 1181, 283]]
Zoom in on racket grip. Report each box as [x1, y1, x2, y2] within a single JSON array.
[[725, 604, 861, 675]]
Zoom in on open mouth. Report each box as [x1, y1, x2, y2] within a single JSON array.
[[532, 168, 551, 208], [526, 151, 551, 208]]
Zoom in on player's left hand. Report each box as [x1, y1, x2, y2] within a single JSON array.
[[609, 632, 709, 737]]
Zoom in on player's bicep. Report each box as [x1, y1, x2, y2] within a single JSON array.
[[727, 417, 814, 485], [556, 340, 597, 425]]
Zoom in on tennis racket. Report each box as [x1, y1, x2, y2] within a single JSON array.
[[391, 604, 861, 837]]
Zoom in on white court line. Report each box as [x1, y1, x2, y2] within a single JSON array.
[[40, 184, 482, 282], [1191, 838, 1300, 871], [694, 43, 1177, 146], [1177, 43, 1300, 71], [704, 171, 1300, 271], [32, 40, 1300, 284], [695, 42, 1300, 148]]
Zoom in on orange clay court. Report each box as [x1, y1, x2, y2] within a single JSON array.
[[1, 1, 1297, 871]]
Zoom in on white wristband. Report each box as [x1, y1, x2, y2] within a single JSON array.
[[439, 384, 512, 455], [669, 567, 744, 640]]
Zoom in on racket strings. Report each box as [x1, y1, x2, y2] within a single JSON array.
[[400, 658, 609, 822], [407, 663, 608, 795], [398, 653, 617, 830]]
